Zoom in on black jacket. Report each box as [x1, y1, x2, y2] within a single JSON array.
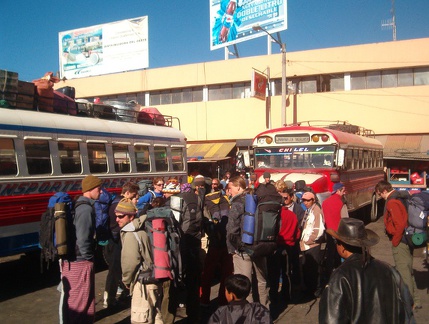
[[319, 253, 415, 324], [208, 299, 272, 324]]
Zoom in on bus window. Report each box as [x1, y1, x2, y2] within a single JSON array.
[[0, 138, 17, 176], [59, 141, 82, 174], [135, 145, 150, 172], [25, 139, 52, 175], [87, 143, 108, 173], [113, 144, 130, 173], [345, 149, 353, 169], [154, 146, 168, 172], [363, 150, 369, 169], [171, 147, 184, 171]]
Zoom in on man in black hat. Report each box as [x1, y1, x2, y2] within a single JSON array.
[[319, 218, 414, 323]]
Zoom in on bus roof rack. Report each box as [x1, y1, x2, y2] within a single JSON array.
[[290, 120, 375, 138]]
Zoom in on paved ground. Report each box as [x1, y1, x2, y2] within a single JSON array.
[[0, 216, 427, 323]]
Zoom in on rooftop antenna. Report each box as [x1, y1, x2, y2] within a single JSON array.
[[381, 0, 396, 41]]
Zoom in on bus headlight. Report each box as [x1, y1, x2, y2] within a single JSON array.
[[257, 136, 273, 145]]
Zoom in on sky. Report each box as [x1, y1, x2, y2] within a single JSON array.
[[1, 0, 428, 82]]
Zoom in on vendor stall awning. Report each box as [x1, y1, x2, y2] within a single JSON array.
[[376, 135, 429, 161], [187, 142, 236, 162]]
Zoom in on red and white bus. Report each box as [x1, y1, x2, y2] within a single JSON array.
[[0, 108, 187, 257], [251, 122, 385, 220]]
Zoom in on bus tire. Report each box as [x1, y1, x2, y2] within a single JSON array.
[[370, 194, 378, 222]]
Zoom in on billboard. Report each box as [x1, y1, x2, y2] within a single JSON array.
[[210, 0, 287, 50], [59, 16, 148, 80]]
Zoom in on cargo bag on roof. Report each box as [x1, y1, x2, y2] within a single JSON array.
[[139, 107, 166, 126]]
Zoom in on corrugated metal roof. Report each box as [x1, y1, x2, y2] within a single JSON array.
[[187, 142, 235, 161]]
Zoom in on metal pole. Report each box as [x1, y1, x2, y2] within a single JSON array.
[[281, 43, 286, 126]]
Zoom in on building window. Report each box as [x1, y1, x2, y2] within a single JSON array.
[[59, 141, 82, 174], [366, 71, 381, 89], [232, 82, 251, 99], [414, 67, 429, 85], [150, 93, 161, 105], [350, 72, 366, 90], [382, 69, 398, 88], [330, 75, 345, 91], [0, 138, 17, 176], [300, 78, 317, 94], [25, 139, 51, 175], [160, 90, 172, 105], [208, 84, 232, 101], [398, 68, 413, 86], [87, 143, 108, 173]]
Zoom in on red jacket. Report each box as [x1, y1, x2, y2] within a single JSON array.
[[322, 194, 344, 231], [277, 207, 300, 246], [384, 193, 408, 247]]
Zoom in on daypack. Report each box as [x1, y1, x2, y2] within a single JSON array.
[[136, 179, 156, 214], [390, 190, 429, 246], [137, 179, 154, 197], [94, 188, 116, 244], [169, 192, 203, 240], [135, 207, 183, 287]]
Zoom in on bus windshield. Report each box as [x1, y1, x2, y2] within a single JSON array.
[[254, 145, 336, 169]]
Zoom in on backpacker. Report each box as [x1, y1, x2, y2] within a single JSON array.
[[391, 190, 429, 246], [94, 188, 116, 244], [136, 207, 183, 287]]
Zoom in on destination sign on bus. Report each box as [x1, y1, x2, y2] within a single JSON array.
[[255, 146, 335, 156], [275, 134, 310, 144]]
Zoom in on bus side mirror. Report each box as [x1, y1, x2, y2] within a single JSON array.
[[337, 149, 345, 167]]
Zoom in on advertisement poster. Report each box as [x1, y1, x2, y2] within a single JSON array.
[[59, 16, 148, 80], [251, 69, 268, 100], [210, 0, 287, 50]]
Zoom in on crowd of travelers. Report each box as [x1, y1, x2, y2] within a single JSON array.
[[58, 171, 420, 323]]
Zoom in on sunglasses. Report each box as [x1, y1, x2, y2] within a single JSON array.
[[116, 214, 127, 219], [301, 198, 314, 202], [155, 183, 164, 186]]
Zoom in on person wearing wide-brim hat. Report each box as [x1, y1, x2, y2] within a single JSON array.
[[319, 218, 415, 323]]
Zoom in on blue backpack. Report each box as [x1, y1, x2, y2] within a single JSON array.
[[94, 188, 116, 245]]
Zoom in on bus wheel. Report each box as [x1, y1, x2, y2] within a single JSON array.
[[370, 194, 378, 222]]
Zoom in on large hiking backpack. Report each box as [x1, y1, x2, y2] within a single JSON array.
[[136, 207, 183, 287], [94, 188, 116, 244], [205, 190, 230, 221], [39, 192, 73, 269], [391, 190, 429, 246], [241, 190, 282, 257], [171, 192, 203, 239]]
